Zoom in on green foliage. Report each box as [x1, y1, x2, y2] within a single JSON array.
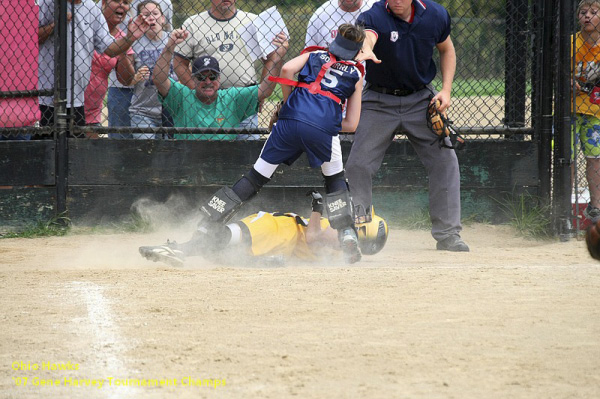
[[495, 191, 553, 239], [461, 212, 490, 225], [396, 207, 432, 230], [0, 214, 70, 238], [0, 211, 154, 238], [443, 0, 505, 18]]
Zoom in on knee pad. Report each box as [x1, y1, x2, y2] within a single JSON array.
[[325, 189, 354, 230], [323, 171, 347, 194], [199, 186, 243, 226], [232, 168, 270, 201]]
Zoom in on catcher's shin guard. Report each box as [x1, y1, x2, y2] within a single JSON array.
[[232, 168, 270, 201], [195, 187, 241, 254], [199, 186, 243, 228], [325, 189, 354, 230]]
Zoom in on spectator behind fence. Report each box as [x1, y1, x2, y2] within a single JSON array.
[[84, 0, 135, 128], [37, 0, 149, 132], [0, 0, 39, 140], [573, 0, 600, 223], [106, 0, 173, 130], [345, 0, 469, 252], [305, 0, 375, 49], [153, 29, 287, 139], [173, 0, 267, 133], [116, 0, 175, 139]]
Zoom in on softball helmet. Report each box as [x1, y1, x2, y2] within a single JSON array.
[[356, 213, 388, 255]]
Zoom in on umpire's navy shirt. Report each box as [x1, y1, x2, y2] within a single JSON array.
[[357, 0, 451, 91]]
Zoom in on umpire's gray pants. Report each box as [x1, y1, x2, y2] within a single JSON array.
[[346, 87, 462, 241]]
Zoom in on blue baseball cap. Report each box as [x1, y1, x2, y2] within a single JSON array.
[[328, 34, 363, 60], [192, 56, 220, 76]]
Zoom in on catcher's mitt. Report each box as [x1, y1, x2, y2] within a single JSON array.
[[268, 101, 284, 131], [586, 220, 600, 260], [426, 99, 465, 150]]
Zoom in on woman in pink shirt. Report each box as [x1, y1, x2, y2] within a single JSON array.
[[84, 0, 145, 126]]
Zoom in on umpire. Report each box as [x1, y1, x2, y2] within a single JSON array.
[[347, 0, 469, 252]]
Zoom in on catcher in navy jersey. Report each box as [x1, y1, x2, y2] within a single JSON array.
[[140, 23, 367, 264]]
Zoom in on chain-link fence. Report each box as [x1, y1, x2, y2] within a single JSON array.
[[8, 0, 596, 236], [1, 0, 538, 141]]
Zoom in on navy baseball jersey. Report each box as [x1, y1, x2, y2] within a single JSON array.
[[357, 0, 451, 90], [278, 50, 362, 134]]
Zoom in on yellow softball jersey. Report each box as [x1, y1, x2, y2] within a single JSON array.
[[239, 212, 331, 261]]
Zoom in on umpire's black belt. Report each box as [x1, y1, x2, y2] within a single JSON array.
[[368, 83, 425, 96]]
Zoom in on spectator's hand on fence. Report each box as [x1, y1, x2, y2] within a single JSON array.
[[132, 66, 150, 85], [168, 29, 189, 48]]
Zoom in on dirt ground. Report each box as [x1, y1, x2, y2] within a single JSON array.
[[1, 223, 599, 399]]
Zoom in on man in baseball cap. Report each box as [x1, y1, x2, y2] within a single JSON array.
[[191, 56, 220, 77], [152, 28, 288, 138], [189, 56, 222, 105]]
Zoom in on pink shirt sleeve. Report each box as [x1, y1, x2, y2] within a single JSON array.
[[84, 28, 134, 125]]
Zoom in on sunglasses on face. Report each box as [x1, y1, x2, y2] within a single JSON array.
[[195, 73, 219, 82]]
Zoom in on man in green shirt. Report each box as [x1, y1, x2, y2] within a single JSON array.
[[152, 28, 288, 140]]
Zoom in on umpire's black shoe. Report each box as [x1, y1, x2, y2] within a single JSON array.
[[436, 235, 470, 252]]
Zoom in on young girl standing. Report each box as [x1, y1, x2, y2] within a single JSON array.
[[117, 0, 174, 138]]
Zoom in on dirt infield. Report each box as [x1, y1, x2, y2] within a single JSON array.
[[1, 224, 599, 399]]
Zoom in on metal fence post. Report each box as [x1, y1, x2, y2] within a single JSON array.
[[54, 0, 68, 222], [553, 0, 575, 240], [537, 0, 555, 204]]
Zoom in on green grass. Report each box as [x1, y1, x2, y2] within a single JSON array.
[[494, 191, 553, 239], [0, 214, 70, 238], [1, 212, 154, 238], [396, 207, 432, 230], [430, 78, 532, 98]]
